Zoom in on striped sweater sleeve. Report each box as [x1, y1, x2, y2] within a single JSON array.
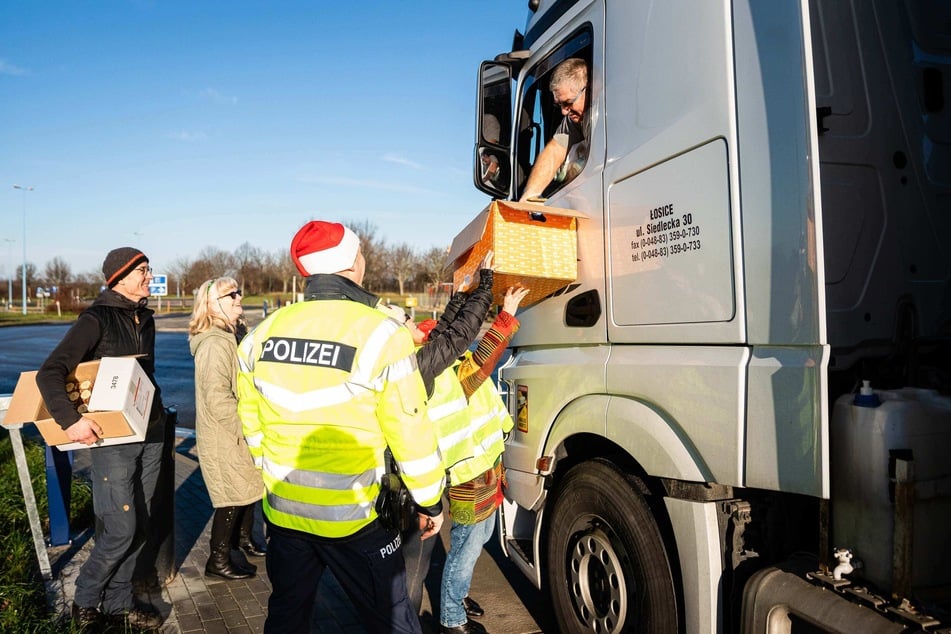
[[457, 310, 518, 399]]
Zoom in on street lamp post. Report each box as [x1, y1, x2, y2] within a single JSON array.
[[13, 185, 33, 315], [2, 238, 13, 310]]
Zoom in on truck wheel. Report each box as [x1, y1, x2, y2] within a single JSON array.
[[546, 459, 678, 633]]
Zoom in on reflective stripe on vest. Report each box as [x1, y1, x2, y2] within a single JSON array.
[[266, 490, 373, 524], [263, 455, 381, 491], [427, 369, 473, 472], [446, 379, 514, 485], [253, 377, 368, 413], [245, 432, 263, 448]]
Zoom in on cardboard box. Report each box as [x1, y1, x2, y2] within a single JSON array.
[[2, 357, 155, 451], [447, 200, 587, 307]]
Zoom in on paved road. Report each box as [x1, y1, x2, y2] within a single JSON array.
[[0, 311, 257, 427], [0, 319, 197, 427]]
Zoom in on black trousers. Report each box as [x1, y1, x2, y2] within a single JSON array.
[[264, 522, 421, 634]]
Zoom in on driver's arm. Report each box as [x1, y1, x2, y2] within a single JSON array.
[[519, 137, 568, 201]]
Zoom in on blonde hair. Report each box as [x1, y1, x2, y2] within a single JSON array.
[[188, 277, 239, 336]]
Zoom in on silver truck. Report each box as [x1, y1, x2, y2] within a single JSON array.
[[472, 0, 951, 631]]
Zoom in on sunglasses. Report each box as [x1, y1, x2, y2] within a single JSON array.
[[219, 289, 242, 300], [554, 86, 585, 110]]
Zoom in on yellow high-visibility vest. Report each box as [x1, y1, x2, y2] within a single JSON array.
[[237, 299, 444, 538], [429, 353, 513, 486]]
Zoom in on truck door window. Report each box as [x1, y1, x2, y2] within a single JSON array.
[[517, 31, 592, 200]]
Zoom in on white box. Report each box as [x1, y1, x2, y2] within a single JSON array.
[[3, 356, 155, 451]]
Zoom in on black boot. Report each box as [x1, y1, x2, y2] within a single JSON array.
[[205, 507, 255, 580], [463, 596, 485, 618], [236, 503, 267, 557], [71, 602, 102, 628]]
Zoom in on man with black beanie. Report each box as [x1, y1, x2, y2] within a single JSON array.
[[37, 246, 166, 630]]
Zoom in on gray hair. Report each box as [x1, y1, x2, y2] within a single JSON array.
[[550, 58, 587, 92]]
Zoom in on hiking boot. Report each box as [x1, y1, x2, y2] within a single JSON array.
[[107, 605, 163, 630], [71, 603, 102, 628]]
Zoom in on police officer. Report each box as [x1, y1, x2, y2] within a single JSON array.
[[237, 221, 445, 634]]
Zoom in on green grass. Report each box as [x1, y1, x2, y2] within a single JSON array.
[[0, 312, 79, 326], [0, 432, 93, 632]]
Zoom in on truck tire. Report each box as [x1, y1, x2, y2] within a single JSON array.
[[546, 459, 678, 633]]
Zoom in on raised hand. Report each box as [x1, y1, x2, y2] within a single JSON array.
[[502, 286, 530, 315]]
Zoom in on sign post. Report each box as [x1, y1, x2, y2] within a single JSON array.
[[149, 274, 168, 312]]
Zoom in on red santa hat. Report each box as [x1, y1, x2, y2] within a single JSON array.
[[290, 221, 360, 276]]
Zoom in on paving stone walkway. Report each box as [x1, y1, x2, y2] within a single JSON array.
[[48, 432, 367, 633]]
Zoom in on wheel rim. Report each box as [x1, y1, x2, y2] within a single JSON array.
[[565, 517, 630, 633]]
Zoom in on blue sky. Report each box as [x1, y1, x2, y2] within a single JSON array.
[[1, 1, 527, 279]]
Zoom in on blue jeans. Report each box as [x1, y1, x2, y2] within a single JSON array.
[[74, 440, 163, 615], [440, 515, 495, 628]]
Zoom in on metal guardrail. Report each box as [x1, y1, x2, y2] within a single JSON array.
[[1, 394, 182, 587], [0, 394, 54, 579]]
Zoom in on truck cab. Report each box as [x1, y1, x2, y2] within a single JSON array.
[[473, 1, 951, 632]]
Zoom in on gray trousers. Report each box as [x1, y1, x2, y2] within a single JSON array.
[[73, 439, 164, 614], [402, 523, 436, 614]]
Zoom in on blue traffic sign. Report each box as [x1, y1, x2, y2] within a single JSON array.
[[149, 274, 168, 297]]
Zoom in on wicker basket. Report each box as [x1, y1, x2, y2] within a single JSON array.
[[448, 200, 586, 307]]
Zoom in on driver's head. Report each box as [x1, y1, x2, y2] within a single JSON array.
[[550, 58, 587, 124]]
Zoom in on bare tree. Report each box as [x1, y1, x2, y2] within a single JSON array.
[[166, 257, 192, 298], [73, 269, 104, 299], [185, 247, 235, 295], [256, 250, 279, 294], [418, 246, 451, 291], [272, 248, 296, 295], [419, 247, 449, 286], [15, 262, 37, 287], [386, 243, 417, 295], [44, 256, 73, 288], [349, 220, 387, 292], [234, 242, 265, 294]]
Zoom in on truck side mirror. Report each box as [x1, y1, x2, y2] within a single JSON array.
[[475, 61, 515, 199]]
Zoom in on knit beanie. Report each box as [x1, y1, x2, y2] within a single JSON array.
[[102, 247, 148, 288], [290, 221, 359, 276]]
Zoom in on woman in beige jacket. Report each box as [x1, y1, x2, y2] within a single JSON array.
[[188, 277, 266, 580]]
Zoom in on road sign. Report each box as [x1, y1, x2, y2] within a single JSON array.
[[149, 274, 168, 297]]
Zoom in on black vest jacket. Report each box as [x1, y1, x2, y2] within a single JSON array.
[[84, 296, 165, 435]]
